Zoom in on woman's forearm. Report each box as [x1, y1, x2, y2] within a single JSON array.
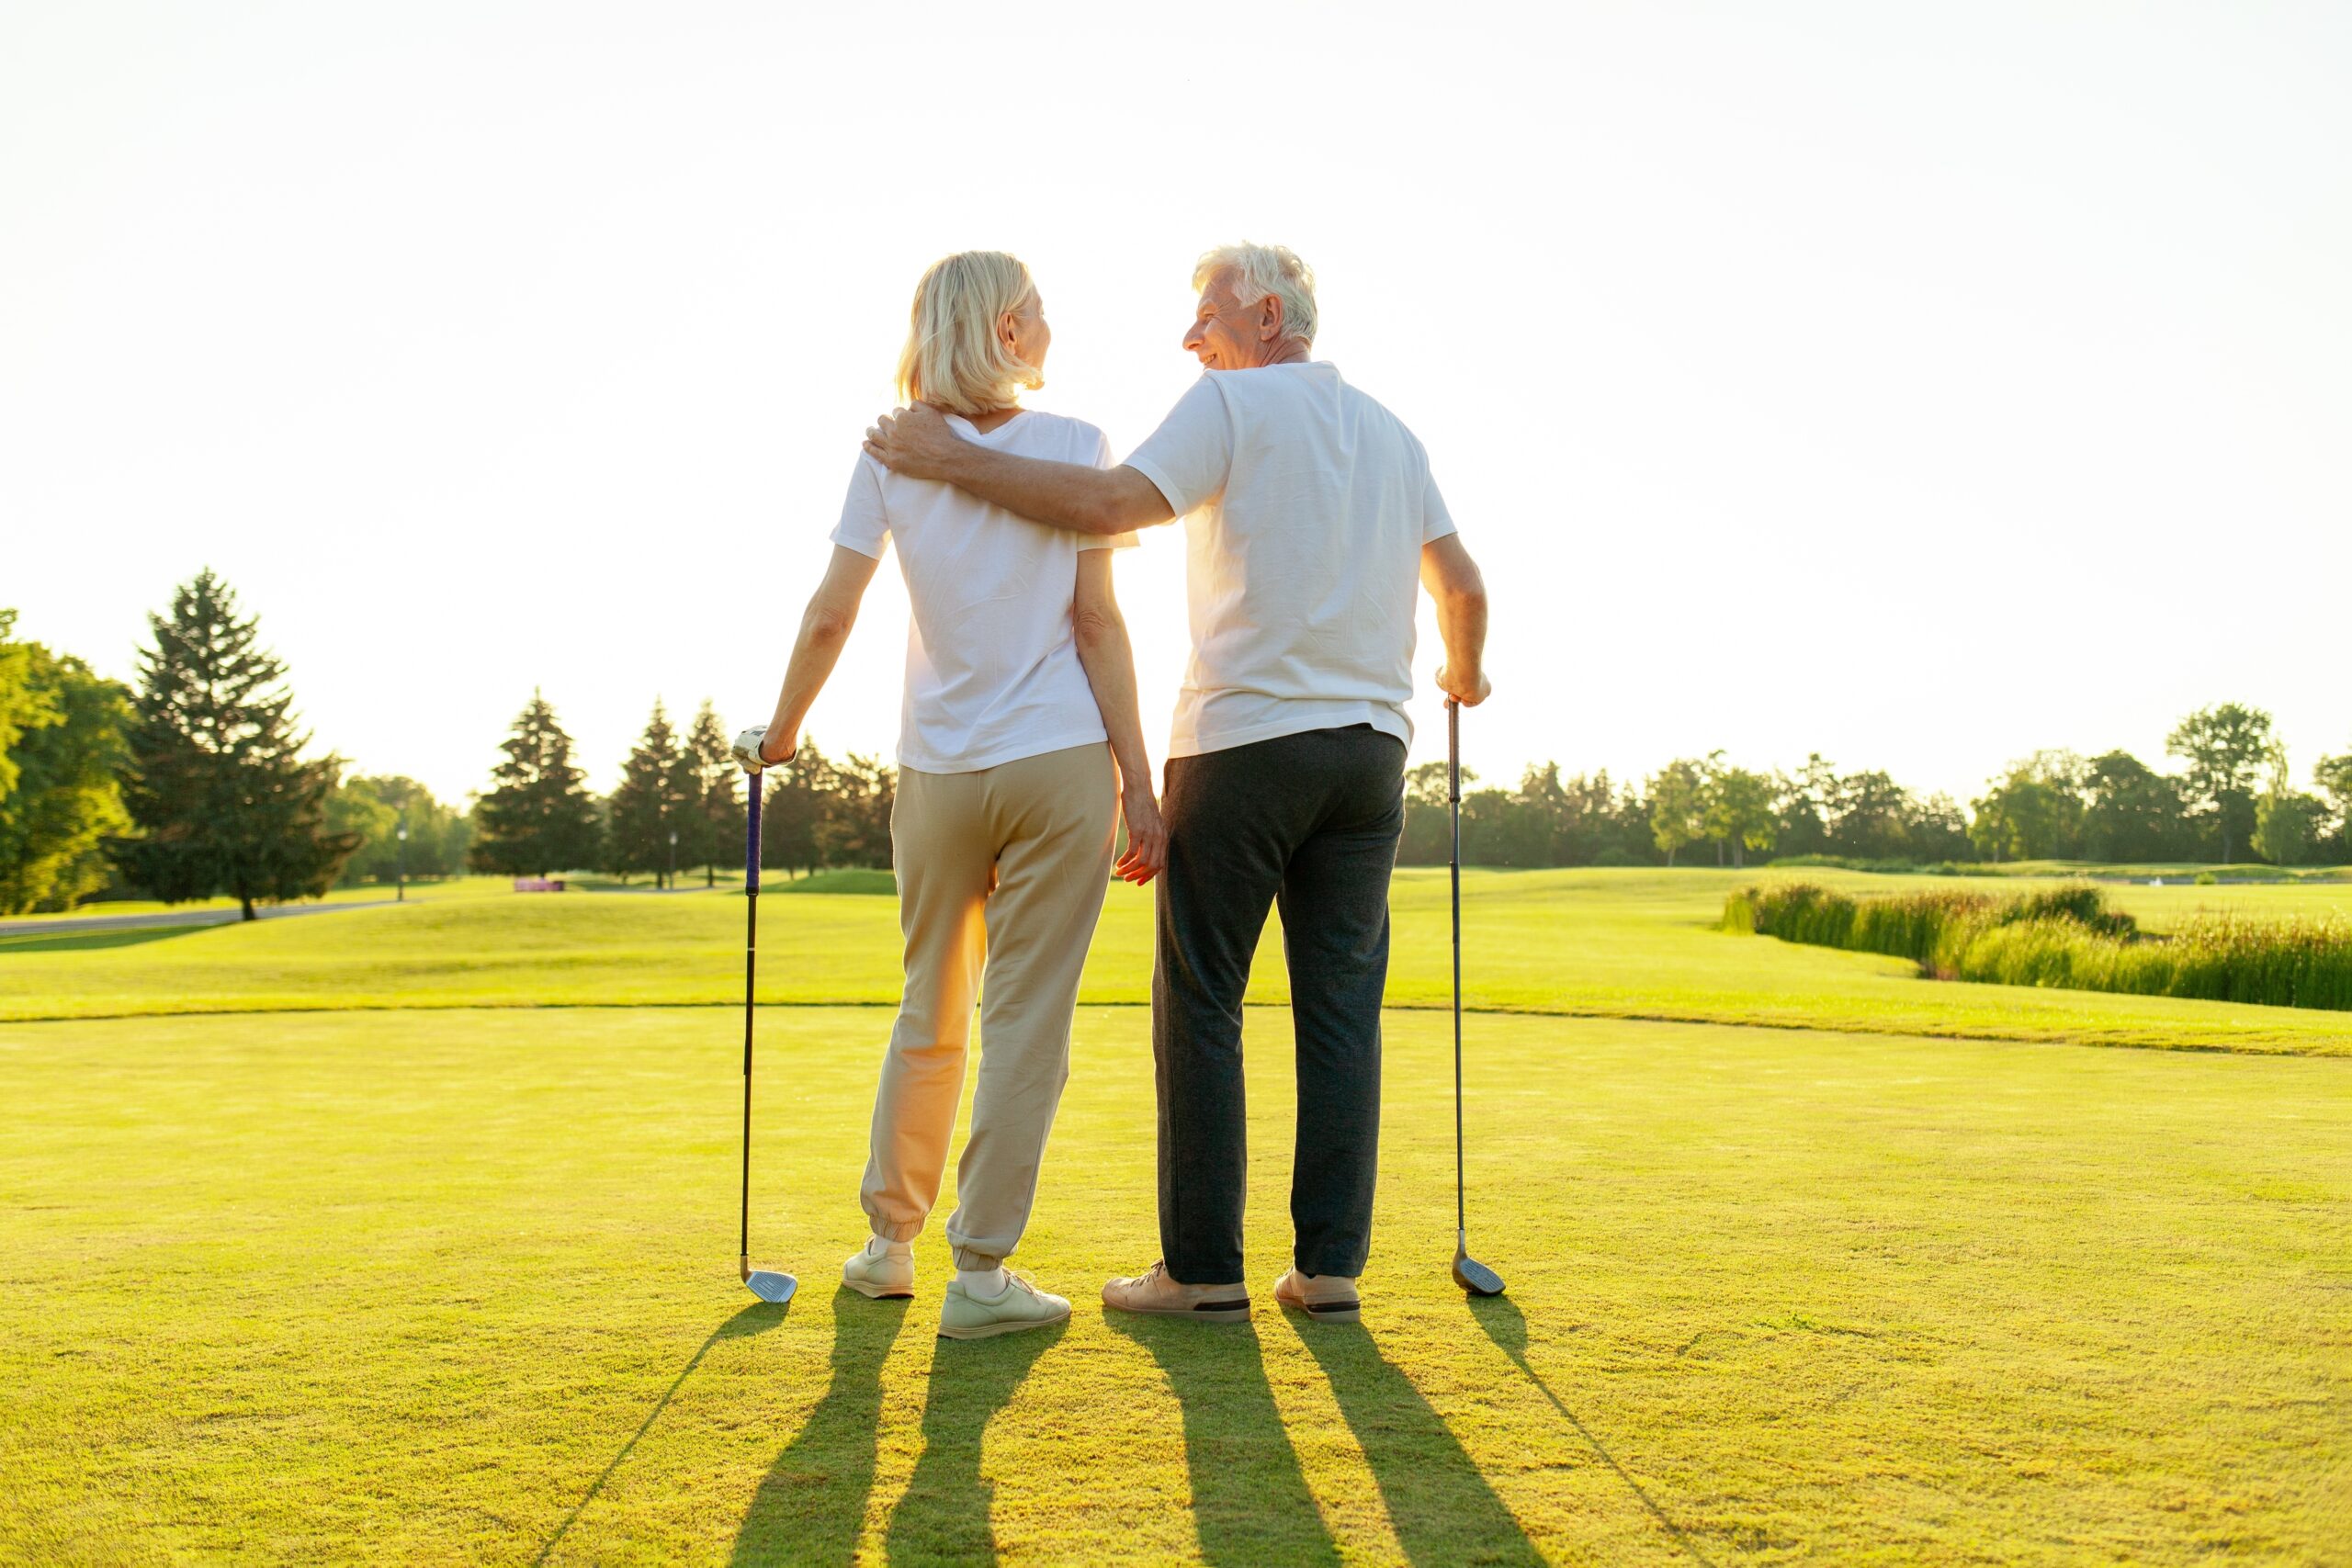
[[1073, 605, 1154, 795], [761, 599, 857, 759]]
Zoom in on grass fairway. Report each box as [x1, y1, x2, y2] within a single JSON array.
[[5, 875, 2349, 1562], [5, 999, 2349, 1564], [7, 870, 2350, 1052]]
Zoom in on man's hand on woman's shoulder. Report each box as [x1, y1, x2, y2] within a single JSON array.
[[864, 403, 965, 480]]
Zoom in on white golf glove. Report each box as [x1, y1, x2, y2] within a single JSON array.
[[733, 728, 777, 773]]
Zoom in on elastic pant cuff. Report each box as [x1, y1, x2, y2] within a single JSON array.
[[950, 1247, 1001, 1272], [868, 1219, 924, 1244]]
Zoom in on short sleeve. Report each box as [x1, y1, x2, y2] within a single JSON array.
[[1419, 455, 1459, 546], [1121, 376, 1232, 521], [828, 454, 890, 559], [1079, 425, 1138, 552]]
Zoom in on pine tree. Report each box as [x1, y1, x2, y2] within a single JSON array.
[[469, 690, 602, 878], [111, 570, 359, 919], [606, 701, 695, 886], [763, 739, 833, 878], [684, 700, 742, 887], [821, 752, 897, 870]]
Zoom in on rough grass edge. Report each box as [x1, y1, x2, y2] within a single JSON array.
[[1724, 884, 2352, 1013]]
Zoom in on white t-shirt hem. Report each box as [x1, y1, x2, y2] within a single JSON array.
[[1169, 702, 1410, 761], [899, 725, 1111, 777]]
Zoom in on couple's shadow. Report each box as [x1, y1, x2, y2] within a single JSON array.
[[719, 1295, 1548, 1568], [1108, 1311, 1541, 1567], [729, 1289, 1060, 1567]]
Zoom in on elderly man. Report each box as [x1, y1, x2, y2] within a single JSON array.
[[864, 243, 1489, 1324]]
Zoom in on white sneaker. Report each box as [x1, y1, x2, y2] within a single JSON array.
[[937, 1272, 1070, 1341], [842, 1240, 914, 1300]]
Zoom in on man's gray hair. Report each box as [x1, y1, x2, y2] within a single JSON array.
[[1193, 243, 1317, 349]]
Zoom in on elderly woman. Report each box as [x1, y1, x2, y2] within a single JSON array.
[[736, 251, 1162, 1340]]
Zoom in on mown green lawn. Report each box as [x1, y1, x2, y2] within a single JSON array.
[[6, 870, 2349, 1052], [3, 874, 2348, 1563]]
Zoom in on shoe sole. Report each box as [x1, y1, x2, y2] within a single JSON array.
[[1103, 1297, 1252, 1321], [1277, 1296, 1362, 1323], [936, 1306, 1071, 1341], [842, 1278, 914, 1301]]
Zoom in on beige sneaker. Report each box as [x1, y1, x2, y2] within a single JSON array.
[[937, 1272, 1070, 1340], [1101, 1260, 1250, 1321], [842, 1240, 915, 1300], [1272, 1268, 1361, 1324]]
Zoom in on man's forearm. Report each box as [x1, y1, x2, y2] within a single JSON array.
[[1435, 585, 1487, 685], [936, 445, 1167, 536]]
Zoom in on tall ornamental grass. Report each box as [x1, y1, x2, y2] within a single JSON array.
[[1723, 883, 2352, 1013]]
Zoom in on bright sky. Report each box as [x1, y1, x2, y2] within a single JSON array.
[[6, 4, 2348, 808]]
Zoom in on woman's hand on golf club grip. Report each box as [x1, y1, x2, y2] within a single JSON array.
[[1116, 788, 1166, 886], [733, 727, 796, 773]]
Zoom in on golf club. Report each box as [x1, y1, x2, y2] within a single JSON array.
[[739, 778, 797, 1304], [1448, 697, 1506, 1298]]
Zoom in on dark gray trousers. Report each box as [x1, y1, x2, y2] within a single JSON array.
[[1153, 724, 1407, 1284]]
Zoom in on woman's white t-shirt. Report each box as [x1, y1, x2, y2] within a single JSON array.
[[830, 410, 1136, 775]]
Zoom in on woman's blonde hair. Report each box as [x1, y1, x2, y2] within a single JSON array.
[[895, 251, 1043, 416]]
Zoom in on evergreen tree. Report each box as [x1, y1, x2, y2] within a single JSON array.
[[0, 625, 136, 914], [684, 700, 743, 886], [469, 690, 601, 878], [606, 701, 694, 886], [111, 570, 358, 919], [763, 739, 833, 877], [820, 752, 897, 869]]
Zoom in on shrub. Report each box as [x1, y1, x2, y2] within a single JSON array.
[[1725, 882, 2350, 1013]]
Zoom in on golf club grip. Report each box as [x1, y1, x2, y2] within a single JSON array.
[[1446, 699, 1460, 803], [746, 780, 763, 892]]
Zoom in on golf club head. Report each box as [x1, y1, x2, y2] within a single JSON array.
[[743, 1269, 798, 1304], [1453, 1247, 1506, 1298]]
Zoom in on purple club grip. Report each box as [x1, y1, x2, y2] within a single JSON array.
[[746, 777, 763, 894]]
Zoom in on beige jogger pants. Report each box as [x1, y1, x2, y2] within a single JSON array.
[[862, 741, 1116, 1270]]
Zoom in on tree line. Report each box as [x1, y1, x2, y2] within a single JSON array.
[[461, 693, 896, 886], [1402, 704, 2352, 871], [5, 570, 2349, 917]]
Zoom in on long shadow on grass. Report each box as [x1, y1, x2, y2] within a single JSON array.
[[533, 1299, 791, 1566], [730, 1290, 913, 1566], [880, 1319, 1065, 1564], [1108, 1316, 1343, 1567], [1285, 1314, 1544, 1567], [1469, 1295, 1716, 1566]]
